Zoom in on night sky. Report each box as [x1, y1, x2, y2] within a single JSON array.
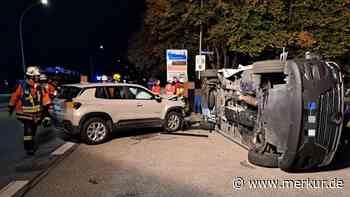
[[0, 0, 144, 79]]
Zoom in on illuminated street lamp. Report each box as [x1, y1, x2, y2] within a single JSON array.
[[41, 0, 49, 6], [19, 0, 49, 76]]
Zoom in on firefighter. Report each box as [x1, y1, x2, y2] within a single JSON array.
[[101, 75, 108, 83], [151, 79, 161, 95], [40, 74, 53, 128], [165, 79, 176, 97], [174, 77, 181, 92], [175, 78, 185, 97], [8, 66, 47, 156], [113, 73, 121, 83]]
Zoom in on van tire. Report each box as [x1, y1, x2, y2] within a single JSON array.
[[248, 148, 279, 168]]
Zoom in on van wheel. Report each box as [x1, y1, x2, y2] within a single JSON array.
[[248, 129, 278, 168], [248, 148, 279, 168], [164, 111, 183, 132], [81, 117, 111, 145]]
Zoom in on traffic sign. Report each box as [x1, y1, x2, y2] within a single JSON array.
[[196, 55, 206, 71], [201, 51, 214, 55]]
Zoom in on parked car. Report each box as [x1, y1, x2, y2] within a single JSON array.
[[52, 83, 185, 144], [201, 58, 344, 171]]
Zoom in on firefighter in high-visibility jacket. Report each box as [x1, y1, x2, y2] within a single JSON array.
[[165, 79, 176, 97], [40, 74, 54, 128], [7, 66, 48, 155]]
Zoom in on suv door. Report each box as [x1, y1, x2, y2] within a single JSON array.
[[125, 86, 164, 120], [96, 86, 137, 123]]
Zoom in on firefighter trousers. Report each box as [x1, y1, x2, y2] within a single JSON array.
[[22, 120, 38, 153]]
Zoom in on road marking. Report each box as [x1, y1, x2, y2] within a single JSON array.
[[51, 142, 75, 156], [0, 180, 29, 197]]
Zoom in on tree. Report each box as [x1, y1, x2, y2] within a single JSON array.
[[127, 0, 350, 74]]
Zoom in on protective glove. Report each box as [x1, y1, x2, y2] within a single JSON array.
[[42, 117, 52, 128]]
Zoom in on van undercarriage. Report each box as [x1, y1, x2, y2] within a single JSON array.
[[201, 59, 344, 171]]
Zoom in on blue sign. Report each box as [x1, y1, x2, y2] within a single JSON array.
[[166, 50, 187, 61], [307, 102, 317, 110], [167, 53, 186, 60]]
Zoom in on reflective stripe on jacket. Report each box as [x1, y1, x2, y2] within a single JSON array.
[[9, 80, 44, 121]]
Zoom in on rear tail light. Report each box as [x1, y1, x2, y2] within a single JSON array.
[[73, 102, 82, 110], [66, 101, 81, 110]]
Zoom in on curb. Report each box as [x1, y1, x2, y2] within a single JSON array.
[[0, 142, 78, 197], [216, 129, 249, 150]]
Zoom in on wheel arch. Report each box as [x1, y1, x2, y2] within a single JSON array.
[[164, 106, 185, 132], [165, 106, 184, 118], [79, 112, 114, 130]]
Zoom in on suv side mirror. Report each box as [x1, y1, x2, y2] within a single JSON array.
[[155, 95, 162, 103]]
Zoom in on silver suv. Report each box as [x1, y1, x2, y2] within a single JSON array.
[[52, 83, 185, 144]]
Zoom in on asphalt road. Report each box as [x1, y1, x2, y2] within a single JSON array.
[[24, 129, 350, 197], [0, 110, 65, 188], [0, 111, 24, 177]]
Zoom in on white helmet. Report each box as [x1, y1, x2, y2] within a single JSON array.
[[26, 66, 40, 76], [40, 74, 48, 81], [101, 75, 108, 81]]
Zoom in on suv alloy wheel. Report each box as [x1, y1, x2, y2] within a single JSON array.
[[164, 111, 183, 132], [81, 117, 111, 145]]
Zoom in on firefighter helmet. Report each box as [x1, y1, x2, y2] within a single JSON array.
[[26, 66, 40, 77], [113, 73, 121, 82], [101, 75, 108, 81]]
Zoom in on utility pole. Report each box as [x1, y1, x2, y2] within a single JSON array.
[[198, 0, 203, 79], [199, 0, 203, 55], [19, 1, 49, 77]]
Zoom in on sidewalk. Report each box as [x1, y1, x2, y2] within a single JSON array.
[[0, 111, 78, 196], [0, 129, 78, 197]]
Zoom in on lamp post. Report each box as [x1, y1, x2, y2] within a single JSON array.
[[197, 0, 203, 80], [19, 0, 49, 76], [90, 44, 104, 81]]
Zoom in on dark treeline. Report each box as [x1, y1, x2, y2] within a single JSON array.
[[128, 0, 350, 75]]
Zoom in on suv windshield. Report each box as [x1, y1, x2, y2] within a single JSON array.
[[58, 86, 82, 99]]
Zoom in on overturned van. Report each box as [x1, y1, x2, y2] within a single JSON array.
[[205, 58, 344, 171]]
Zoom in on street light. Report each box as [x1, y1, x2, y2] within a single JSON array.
[[19, 0, 49, 76], [41, 0, 49, 6], [90, 44, 104, 81]]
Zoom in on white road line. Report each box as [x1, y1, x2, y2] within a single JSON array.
[[0, 180, 29, 197], [51, 142, 75, 156]]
